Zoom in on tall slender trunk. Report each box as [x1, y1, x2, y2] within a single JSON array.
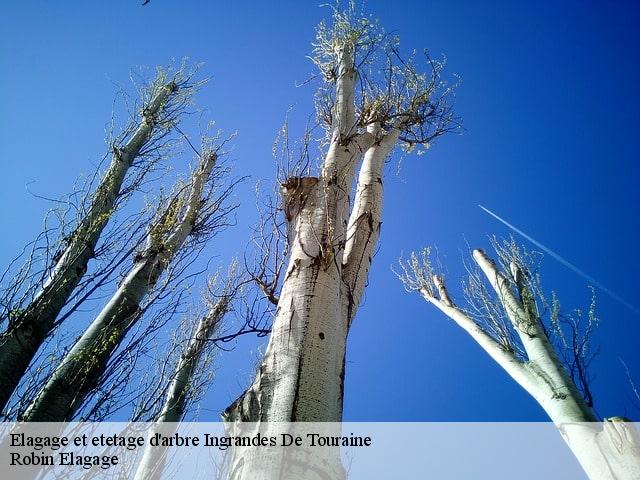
[[133, 297, 229, 480], [21, 151, 218, 422], [223, 37, 373, 427], [0, 80, 179, 411], [342, 125, 399, 324]]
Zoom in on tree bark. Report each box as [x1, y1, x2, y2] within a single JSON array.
[[472, 249, 596, 423], [222, 40, 376, 427], [21, 152, 218, 422], [222, 9, 453, 477], [342, 124, 399, 324], [222, 52, 403, 480], [133, 297, 229, 480], [0, 80, 178, 411], [415, 248, 640, 480]]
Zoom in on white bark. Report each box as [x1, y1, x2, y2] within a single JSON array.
[[333, 43, 356, 137], [472, 249, 596, 423], [223, 10, 451, 477], [561, 421, 640, 480], [0, 80, 179, 411], [224, 55, 404, 480], [225, 176, 340, 423], [342, 125, 400, 323], [415, 249, 640, 480], [223, 35, 379, 425], [224, 175, 347, 480], [421, 279, 536, 393], [21, 152, 218, 422], [133, 297, 229, 480]]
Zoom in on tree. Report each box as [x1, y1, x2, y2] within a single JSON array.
[[132, 272, 235, 480], [0, 65, 199, 412], [222, 4, 458, 478], [396, 238, 640, 480], [20, 135, 237, 422]]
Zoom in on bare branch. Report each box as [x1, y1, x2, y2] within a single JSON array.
[[395, 247, 531, 389]]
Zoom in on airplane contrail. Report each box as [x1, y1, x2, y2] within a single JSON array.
[[478, 204, 640, 316]]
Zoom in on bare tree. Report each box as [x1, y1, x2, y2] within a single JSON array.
[[222, 3, 458, 478], [20, 134, 238, 422], [0, 64, 201, 411], [132, 269, 237, 480], [396, 238, 640, 480]]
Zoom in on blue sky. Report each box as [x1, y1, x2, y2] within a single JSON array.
[[1, 1, 639, 421]]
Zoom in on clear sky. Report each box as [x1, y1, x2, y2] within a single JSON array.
[[1, 0, 639, 421]]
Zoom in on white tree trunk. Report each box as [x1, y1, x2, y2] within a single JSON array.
[[21, 152, 218, 422], [414, 249, 640, 480], [222, 8, 448, 475], [223, 61, 404, 480], [223, 174, 347, 480], [472, 249, 596, 423], [133, 298, 228, 480], [0, 80, 178, 411], [342, 125, 399, 323], [561, 421, 640, 480], [224, 176, 344, 424], [223, 41, 378, 425]]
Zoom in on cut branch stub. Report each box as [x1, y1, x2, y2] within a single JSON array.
[[280, 176, 319, 246], [280, 177, 319, 221]]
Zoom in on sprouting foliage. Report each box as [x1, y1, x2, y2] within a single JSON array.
[[397, 236, 600, 404]]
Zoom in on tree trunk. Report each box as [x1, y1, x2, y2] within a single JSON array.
[[21, 152, 218, 422], [472, 249, 597, 424], [222, 37, 375, 426], [222, 8, 455, 477], [560, 421, 640, 480], [223, 56, 399, 480], [0, 80, 178, 411], [133, 297, 229, 480], [410, 247, 640, 480]]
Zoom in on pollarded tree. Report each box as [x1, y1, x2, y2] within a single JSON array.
[[223, 4, 458, 479], [396, 238, 640, 480], [0, 64, 201, 412]]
